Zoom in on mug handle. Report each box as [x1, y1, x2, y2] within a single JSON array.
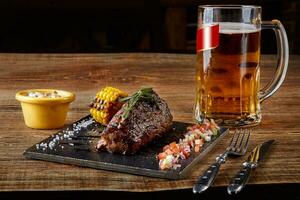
[[259, 20, 289, 102]]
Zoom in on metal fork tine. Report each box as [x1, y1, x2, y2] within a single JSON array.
[[241, 129, 251, 154], [227, 129, 238, 150], [237, 129, 246, 152], [231, 129, 241, 151]]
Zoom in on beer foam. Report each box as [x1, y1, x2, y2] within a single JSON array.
[[219, 22, 260, 34]]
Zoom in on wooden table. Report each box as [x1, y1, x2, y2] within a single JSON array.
[[0, 53, 299, 192]]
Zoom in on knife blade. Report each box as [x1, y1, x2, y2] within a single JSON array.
[[227, 139, 275, 195]]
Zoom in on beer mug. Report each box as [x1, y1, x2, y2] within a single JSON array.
[[195, 5, 289, 126]]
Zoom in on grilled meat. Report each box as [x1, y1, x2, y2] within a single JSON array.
[[96, 91, 173, 154]]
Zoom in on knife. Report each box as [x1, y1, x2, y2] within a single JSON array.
[[227, 139, 275, 195]]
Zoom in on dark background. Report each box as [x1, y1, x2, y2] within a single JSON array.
[[0, 0, 298, 54]]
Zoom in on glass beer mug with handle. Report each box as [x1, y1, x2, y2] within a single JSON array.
[[195, 5, 289, 126]]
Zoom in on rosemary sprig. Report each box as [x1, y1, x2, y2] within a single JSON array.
[[119, 87, 155, 120]]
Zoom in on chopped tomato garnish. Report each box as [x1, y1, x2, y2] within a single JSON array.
[[181, 148, 190, 158], [194, 145, 201, 152], [195, 139, 204, 146], [163, 145, 169, 151], [169, 142, 177, 148], [158, 152, 167, 160], [165, 149, 173, 155], [157, 119, 220, 170], [169, 142, 179, 153]]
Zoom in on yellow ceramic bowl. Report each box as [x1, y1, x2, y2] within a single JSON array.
[[15, 89, 75, 129]]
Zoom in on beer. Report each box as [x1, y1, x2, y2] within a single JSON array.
[[195, 23, 261, 126]]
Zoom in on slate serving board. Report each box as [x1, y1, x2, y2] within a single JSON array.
[[23, 115, 228, 179]]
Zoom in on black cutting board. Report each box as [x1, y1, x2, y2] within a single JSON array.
[[23, 115, 228, 179]]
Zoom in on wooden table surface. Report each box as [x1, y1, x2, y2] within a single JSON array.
[[0, 53, 299, 192]]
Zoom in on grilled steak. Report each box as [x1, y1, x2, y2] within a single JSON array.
[[96, 91, 173, 154]]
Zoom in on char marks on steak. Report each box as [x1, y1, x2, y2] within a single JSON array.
[[96, 91, 173, 154]]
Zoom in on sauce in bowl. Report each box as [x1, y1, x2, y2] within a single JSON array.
[[16, 89, 75, 129], [27, 91, 62, 98]]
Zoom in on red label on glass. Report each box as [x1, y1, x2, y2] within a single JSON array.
[[196, 24, 219, 51]]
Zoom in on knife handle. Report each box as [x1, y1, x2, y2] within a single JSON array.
[[193, 162, 221, 193], [227, 164, 253, 195]]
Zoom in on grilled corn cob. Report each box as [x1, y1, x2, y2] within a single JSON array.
[[90, 87, 127, 125]]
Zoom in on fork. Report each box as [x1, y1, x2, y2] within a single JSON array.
[[193, 129, 250, 194]]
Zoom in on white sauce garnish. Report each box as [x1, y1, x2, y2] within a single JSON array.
[[28, 91, 62, 98]]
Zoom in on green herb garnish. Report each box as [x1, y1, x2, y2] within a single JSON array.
[[119, 87, 155, 120]]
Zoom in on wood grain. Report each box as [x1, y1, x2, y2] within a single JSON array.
[[0, 53, 299, 191]]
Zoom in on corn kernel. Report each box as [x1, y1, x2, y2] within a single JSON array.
[[90, 87, 127, 125]]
